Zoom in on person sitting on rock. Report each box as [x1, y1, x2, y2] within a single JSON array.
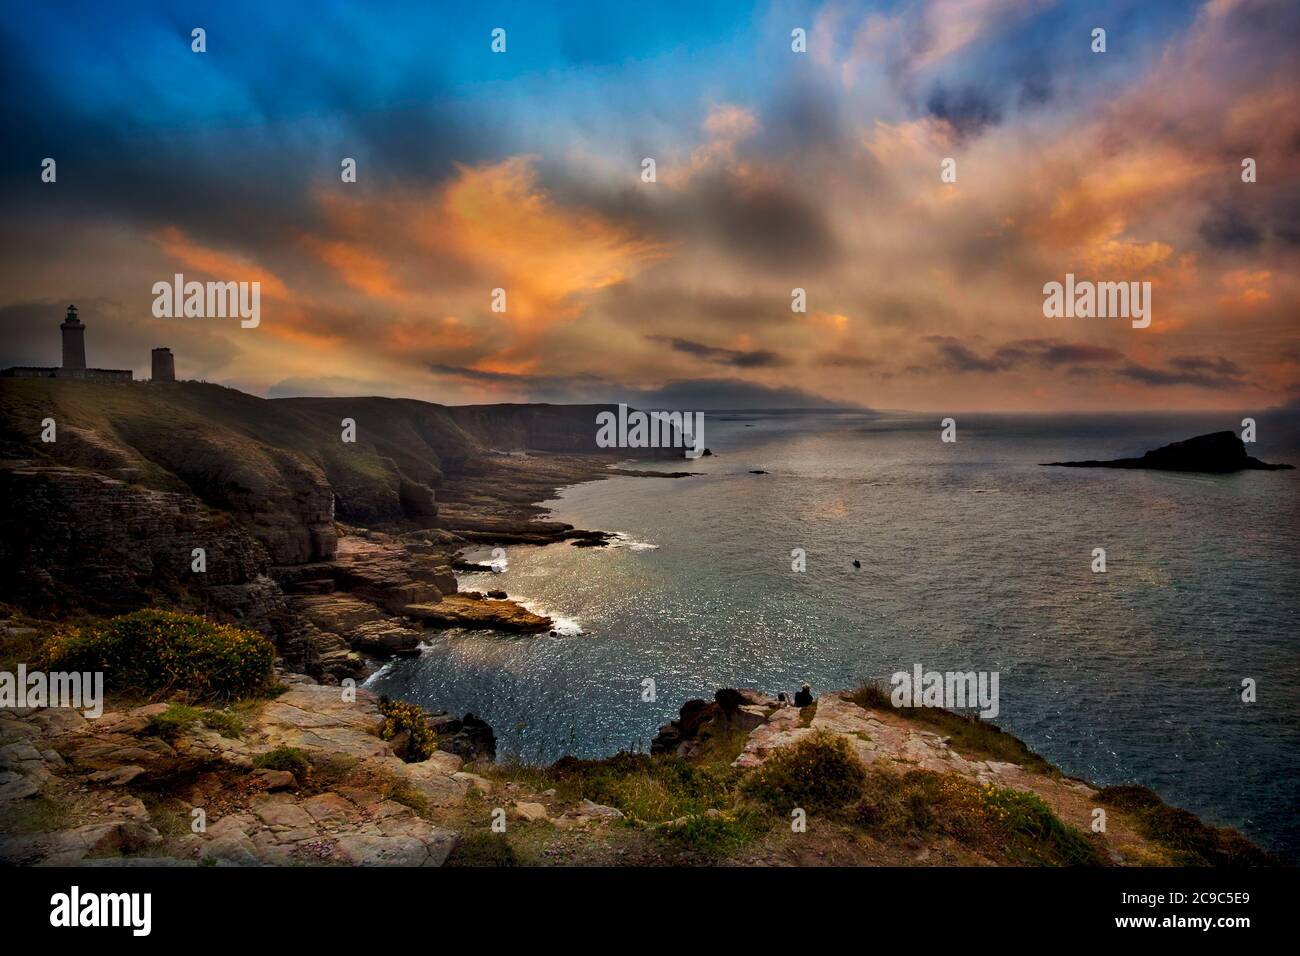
[[777, 691, 789, 707], [794, 683, 814, 707]]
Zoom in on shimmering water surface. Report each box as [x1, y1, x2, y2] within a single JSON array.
[[367, 412, 1300, 858]]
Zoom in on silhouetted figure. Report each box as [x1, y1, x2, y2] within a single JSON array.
[[794, 683, 814, 707]]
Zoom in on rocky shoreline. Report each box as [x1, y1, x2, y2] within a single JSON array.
[[1, 671, 1274, 866], [0, 379, 695, 683], [0, 380, 1278, 866]]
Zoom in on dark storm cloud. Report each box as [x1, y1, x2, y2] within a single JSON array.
[[693, 168, 839, 270], [425, 365, 853, 409], [1269, 195, 1300, 247], [618, 378, 861, 411], [1118, 356, 1247, 389], [922, 338, 1251, 392], [597, 285, 784, 328], [928, 336, 1006, 373], [1198, 205, 1264, 251], [992, 339, 1124, 368], [540, 160, 841, 274], [925, 336, 1125, 374], [0, 8, 505, 259], [924, 86, 1003, 140], [647, 336, 788, 369]]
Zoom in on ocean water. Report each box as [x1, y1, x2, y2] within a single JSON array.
[[366, 411, 1300, 859]]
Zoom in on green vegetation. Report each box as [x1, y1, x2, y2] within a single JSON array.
[[446, 831, 518, 867], [0, 378, 466, 526], [43, 609, 275, 701], [1098, 785, 1276, 866], [743, 730, 868, 812], [548, 752, 740, 824], [378, 697, 438, 762], [144, 703, 244, 740], [855, 768, 1103, 866], [486, 749, 772, 858], [0, 605, 57, 671], [851, 679, 1055, 774], [253, 746, 313, 780], [663, 809, 768, 857], [0, 795, 69, 835]]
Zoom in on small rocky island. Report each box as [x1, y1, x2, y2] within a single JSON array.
[[1042, 431, 1293, 473]]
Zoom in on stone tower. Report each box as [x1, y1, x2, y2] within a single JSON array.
[[151, 347, 175, 382], [60, 304, 85, 370]]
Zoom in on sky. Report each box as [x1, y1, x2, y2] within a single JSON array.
[[1, 0, 1297, 411]]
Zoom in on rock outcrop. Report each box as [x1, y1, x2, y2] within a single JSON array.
[[0, 681, 483, 867], [1043, 431, 1293, 473], [404, 595, 552, 634], [651, 688, 775, 756], [0, 379, 683, 680]]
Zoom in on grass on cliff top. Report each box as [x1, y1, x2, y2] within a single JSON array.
[[43, 609, 276, 702], [855, 768, 1104, 866], [0, 378, 462, 521], [484, 749, 771, 859], [851, 680, 1056, 775], [1097, 785, 1276, 866]]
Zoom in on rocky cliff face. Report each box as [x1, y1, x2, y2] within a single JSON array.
[[0, 461, 281, 622], [0, 379, 656, 678]]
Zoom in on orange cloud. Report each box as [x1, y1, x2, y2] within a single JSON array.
[[435, 157, 671, 327], [301, 236, 401, 301], [1218, 268, 1271, 309], [152, 226, 288, 298]]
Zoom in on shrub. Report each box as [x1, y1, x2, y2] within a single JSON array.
[[253, 746, 313, 781], [199, 708, 245, 739], [145, 703, 245, 741], [549, 752, 739, 824], [446, 831, 518, 867], [43, 609, 275, 701], [854, 768, 1103, 866], [145, 704, 203, 739], [742, 730, 867, 813], [664, 809, 768, 857], [1097, 785, 1275, 866], [378, 697, 438, 762]]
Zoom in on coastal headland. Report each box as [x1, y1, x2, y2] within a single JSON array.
[[0, 379, 1276, 866]]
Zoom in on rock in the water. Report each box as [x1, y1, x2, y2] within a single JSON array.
[[403, 594, 552, 633], [428, 712, 497, 762], [1043, 431, 1293, 473]]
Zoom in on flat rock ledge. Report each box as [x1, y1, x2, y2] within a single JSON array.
[[0, 683, 486, 867]]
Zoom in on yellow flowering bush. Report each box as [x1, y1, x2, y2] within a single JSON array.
[[43, 609, 275, 701], [378, 696, 438, 762]]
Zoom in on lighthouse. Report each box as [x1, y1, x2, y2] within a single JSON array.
[[60, 304, 86, 370], [1, 302, 133, 381]]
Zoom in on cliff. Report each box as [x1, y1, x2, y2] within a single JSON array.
[[0, 379, 675, 676], [0, 665, 1272, 867]]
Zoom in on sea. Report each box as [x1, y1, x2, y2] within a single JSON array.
[[366, 410, 1300, 859]]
